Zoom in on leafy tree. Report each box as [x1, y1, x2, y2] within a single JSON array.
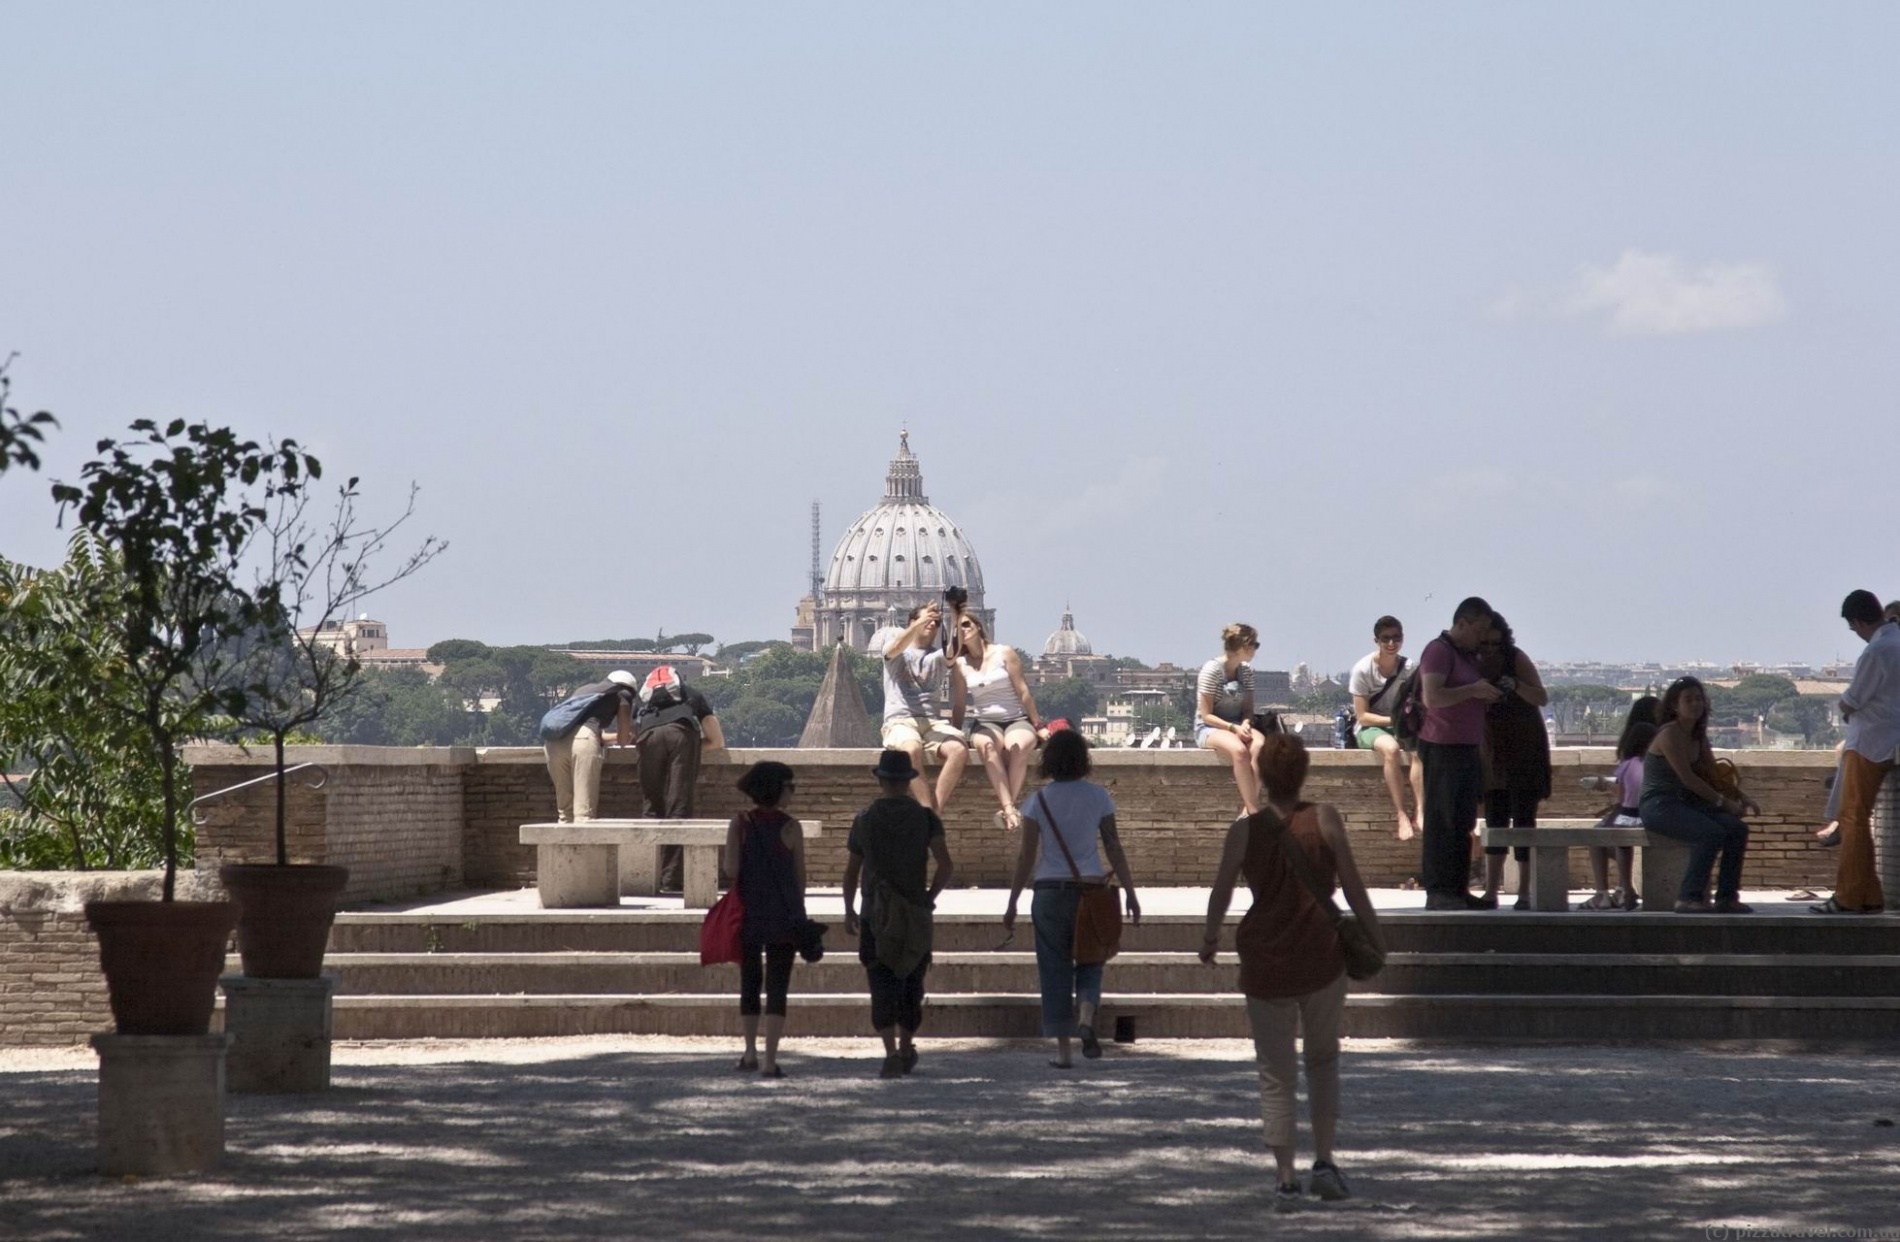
[[51, 419, 317, 900], [319, 667, 472, 746], [558, 638, 656, 651], [1033, 678, 1100, 724], [0, 535, 168, 869], [663, 632, 715, 655], [715, 640, 774, 665], [718, 696, 805, 746], [1766, 695, 1843, 747], [427, 638, 491, 664], [0, 356, 58, 476]]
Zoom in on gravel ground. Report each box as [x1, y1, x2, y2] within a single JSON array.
[[3, 1036, 1898, 1241]]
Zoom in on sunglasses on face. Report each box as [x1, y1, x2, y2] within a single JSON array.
[[1377, 634, 1403, 644]]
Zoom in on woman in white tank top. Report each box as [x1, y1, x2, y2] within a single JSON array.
[[949, 611, 1047, 831]]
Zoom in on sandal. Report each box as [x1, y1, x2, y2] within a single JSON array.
[[735, 1057, 758, 1072], [1785, 889, 1819, 902], [1618, 887, 1640, 911], [1811, 896, 1883, 915], [1576, 893, 1615, 911], [760, 1066, 786, 1079]]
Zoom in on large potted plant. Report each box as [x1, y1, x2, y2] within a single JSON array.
[[51, 419, 317, 1035], [219, 475, 443, 977]]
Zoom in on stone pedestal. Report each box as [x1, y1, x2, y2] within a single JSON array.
[[91, 1033, 231, 1177], [537, 843, 619, 907], [619, 843, 658, 897], [1875, 767, 1900, 903], [221, 974, 336, 1093], [1635, 836, 1690, 912]]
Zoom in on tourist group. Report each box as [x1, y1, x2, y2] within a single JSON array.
[[533, 589, 1899, 1210]]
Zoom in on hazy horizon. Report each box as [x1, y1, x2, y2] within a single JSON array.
[[4, 3, 1896, 674]]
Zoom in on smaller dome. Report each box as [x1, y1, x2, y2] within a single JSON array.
[[1044, 608, 1092, 657]]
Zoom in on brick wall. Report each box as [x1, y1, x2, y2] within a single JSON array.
[[189, 746, 470, 904], [0, 872, 218, 1047], [459, 745, 1846, 892]]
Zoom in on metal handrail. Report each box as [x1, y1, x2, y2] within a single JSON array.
[[188, 763, 329, 825]]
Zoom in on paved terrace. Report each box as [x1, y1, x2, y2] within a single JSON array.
[[3, 1035, 1897, 1241]]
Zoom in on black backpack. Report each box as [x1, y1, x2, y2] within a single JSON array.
[[1389, 657, 1428, 748]]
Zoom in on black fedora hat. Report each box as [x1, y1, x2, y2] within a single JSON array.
[[871, 749, 920, 783]]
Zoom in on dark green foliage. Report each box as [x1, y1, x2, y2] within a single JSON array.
[[1033, 678, 1101, 725], [49, 421, 317, 899], [0, 536, 174, 869], [0, 357, 58, 476]]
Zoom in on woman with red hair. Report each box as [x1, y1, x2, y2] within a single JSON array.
[[1201, 733, 1385, 1212]]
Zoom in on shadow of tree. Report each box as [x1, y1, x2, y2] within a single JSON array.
[[2, 1043, 1897, 1241]]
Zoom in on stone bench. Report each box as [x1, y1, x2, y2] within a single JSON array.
[[1480, 819, 1690, 912], [519, 819, 824, 910]]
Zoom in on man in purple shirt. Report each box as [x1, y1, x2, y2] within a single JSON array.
[[1417, 597, 1503, 910]]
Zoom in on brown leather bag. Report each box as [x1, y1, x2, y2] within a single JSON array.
[[1034, 792, 1123, 966]]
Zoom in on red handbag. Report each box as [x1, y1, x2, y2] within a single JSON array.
[[699, 820, 745, 966]]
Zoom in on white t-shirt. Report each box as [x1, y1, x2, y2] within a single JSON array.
[[1349, 651, 1403, 708], [1022, 780, 1115, 882]]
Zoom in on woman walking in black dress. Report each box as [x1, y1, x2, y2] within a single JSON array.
[[1476, 613, 1551, 909], [725, 761, 807, 1077]]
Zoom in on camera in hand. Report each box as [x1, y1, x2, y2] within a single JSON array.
[[943, 585, 969, 609]]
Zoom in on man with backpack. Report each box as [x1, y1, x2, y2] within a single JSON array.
[[1414, 598, 1502, 910], [1349, 616, 1425, 841], [841, 749, 956, 1080], [633, 665, 727, 892], [538, 670, 638, 823]]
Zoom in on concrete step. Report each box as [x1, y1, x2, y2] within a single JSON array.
[[300, 951, 1900, 999], [330, 910, 1900, 957], [317, 991, 1900, 1042]]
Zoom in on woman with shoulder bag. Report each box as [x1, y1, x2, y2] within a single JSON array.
[[724, 761, 808, 1078], [1002, 730, 1142, 1070], [1201, 733, 1386, 1212]]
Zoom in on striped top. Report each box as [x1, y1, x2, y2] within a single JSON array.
[[1197, 658, 1254, 723]]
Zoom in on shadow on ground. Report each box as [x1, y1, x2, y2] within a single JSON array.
[[2, 1041, 1897, 1241]]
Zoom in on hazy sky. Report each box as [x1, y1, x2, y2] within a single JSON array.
[[4, 2, 1896, 674]]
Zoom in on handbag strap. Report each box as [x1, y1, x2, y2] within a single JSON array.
[[1033, 791, 1087, 883], [1256, 809, 1344, 920]]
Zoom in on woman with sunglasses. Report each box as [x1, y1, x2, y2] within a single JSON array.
[[1199, 623, 1266, 816], [1641, 677, 1757, 913], [949, 611, 1047, 831]]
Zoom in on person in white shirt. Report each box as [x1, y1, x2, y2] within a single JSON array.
[[1815, 589, 1900, 914], [1348, 615, 1424, 840]]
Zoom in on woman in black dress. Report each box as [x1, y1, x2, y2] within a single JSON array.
[[1476, 613, 1551, 909], [725, 762, 807, 1077]]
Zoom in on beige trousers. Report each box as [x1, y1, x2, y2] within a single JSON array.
[[1245, 972, 1347, 1150], [544, 722, 605, 822]]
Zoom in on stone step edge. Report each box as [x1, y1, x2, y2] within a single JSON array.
[[298, 952, 1900, 969], [335, 911, 1898, 927], [304, 993, 1900, 1011]]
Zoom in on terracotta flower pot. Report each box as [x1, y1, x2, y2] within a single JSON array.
[[85, 901, 239, 1036], [218, 864, 350, 979]]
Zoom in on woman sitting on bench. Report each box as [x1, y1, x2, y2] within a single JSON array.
[[1639, 677, 1759, 914]]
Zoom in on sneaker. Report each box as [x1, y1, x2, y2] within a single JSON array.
[[1273, 1182, 1302, 1213], [1712, 899, 1754, 914], [1423, 892, 1469, 911], [1673, 899, 1714, 914], [1078, 1024, 1102, 1060], [1309, 1160, 1351, 1202], [1469, 891, 1498, 910], [900, 1045, 919, 1075], [879, 1054, 905, 1079], [1511, 895, 1530, 911]]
